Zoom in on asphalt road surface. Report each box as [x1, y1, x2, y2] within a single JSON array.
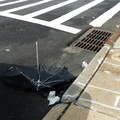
[[0, 0, 120, 120]]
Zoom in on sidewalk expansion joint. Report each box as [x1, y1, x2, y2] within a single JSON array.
[[56, 103, 71, 120], [74, 101, 119, 120], [93, 110, 120, 120], [74, 101, 92, 110]]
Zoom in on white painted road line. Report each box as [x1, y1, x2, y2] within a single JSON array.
[[79, 98, 120, 111], [24, 0, 78, 18], [90, 2, 120, 27], [114, 96, 120, 107], [0, 0, 6, 2], [77, 82, 120, 95], [51, 0, 104, 24], [0, 12, 81, 34], [0, 0, 28, 7], [3, 0, 54, 13], [0, 0, 117, 34], [104, 61, 120, 68]]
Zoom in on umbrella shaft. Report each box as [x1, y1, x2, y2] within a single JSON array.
[[36, 42, 39, 71]]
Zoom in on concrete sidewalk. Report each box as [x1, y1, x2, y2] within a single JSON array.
[[43, 29, 120, 120]]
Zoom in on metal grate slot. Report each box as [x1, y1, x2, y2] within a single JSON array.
[[71, 28, 113, 52]]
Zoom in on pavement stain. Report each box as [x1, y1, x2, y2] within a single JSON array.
[[63, 47, 82, 54], [0, 22, 11, 28]]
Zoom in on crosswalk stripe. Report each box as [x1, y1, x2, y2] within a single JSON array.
[[50, 0, 104, 24], [0, 12, 81, 34], [0, 0, 28, 7], [3, 0, 54, 13], [0, 0, 119, 34], [24, 0, 78, 18], [0, 0, 6, 2], [90, 2, 120, 27]]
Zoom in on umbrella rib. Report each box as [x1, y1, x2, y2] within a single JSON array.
[[15, 67, 38, 87]]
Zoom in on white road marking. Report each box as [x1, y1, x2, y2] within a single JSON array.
[[0, 0, 118, 34], [90, 2, 120, 27], [79, 98, 120, 111], [114, 96, 120, 107], [0, 12, 81, 34], [0, 0, 6, 2], [51, 0, 104, 24], [104, 71, 111, 74], [104, 61, 120, 67], [24, 0, 78, 17], [3, 0, 54, 13], [77, 82, 120, 95], [0, 0, 28, 7]]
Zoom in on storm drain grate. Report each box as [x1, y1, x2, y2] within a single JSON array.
[[72, 28, 113, 52]]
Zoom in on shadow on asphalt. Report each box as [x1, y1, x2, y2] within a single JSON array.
[[0, 79, 52, 120], [0, 63, 74, 120]]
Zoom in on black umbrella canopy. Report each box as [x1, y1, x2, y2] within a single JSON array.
[[0, 64, 75, 94]]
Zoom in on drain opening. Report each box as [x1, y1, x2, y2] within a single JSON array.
[[72, 28, 113, 52]]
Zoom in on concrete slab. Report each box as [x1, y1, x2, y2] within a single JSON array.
[[105, 49, 120, 66], [78, 87, 120, 118], [88, 63, 120, 92], [77, 48, 120, 119], [60, 104, 118, 120], [42, 104, 68, 120], [113, 36, 120, 48]]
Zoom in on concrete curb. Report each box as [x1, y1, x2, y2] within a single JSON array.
[[61, 45, 111, 103], [43, 28, 120, 120], [42, 45, 111, 120], [61, 28, 120, 103]]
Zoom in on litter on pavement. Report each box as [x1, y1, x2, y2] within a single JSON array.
[[5, 49, 10, 52], [82, 61, 88, 68], [116, 24, 120, 28], [47, 91, 60, 105]]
